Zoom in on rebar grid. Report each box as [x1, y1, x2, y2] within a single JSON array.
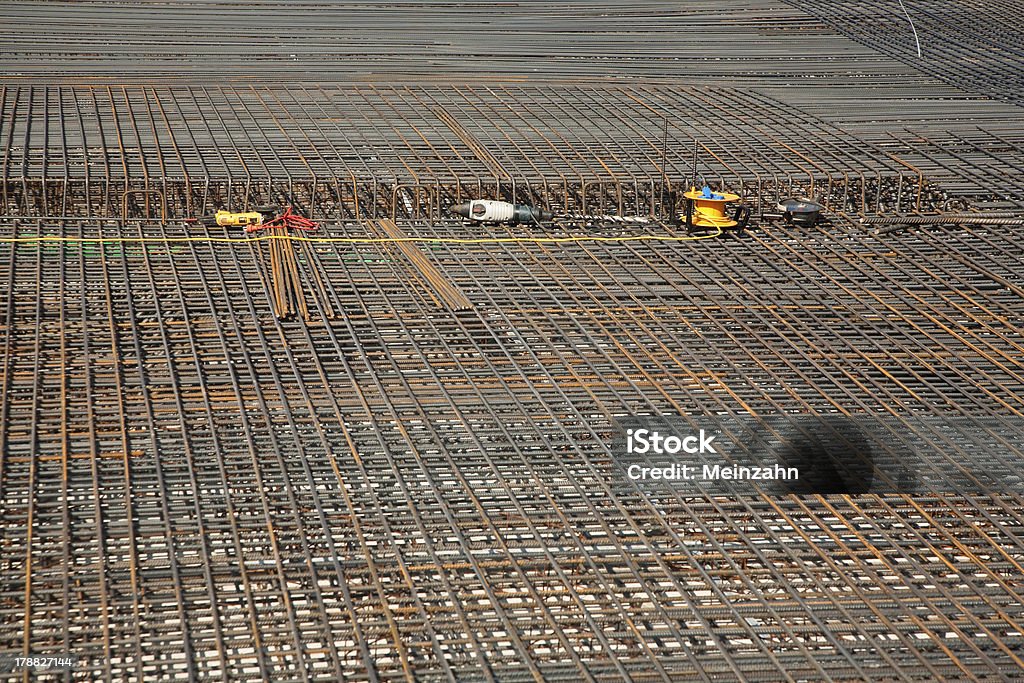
[[0, 84, 929, 220], [2, 1, 1023, 678], [785, 0, 1024, 104], [877, 127, 1024, 210], [1, 215, 1022, 680], [0, 1, 921, 87]]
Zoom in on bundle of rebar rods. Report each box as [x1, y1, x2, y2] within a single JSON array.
[[266, 229, 309, 320], [375, 218, 473, 311]]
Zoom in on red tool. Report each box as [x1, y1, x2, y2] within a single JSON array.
[[246, 205, 319, 234]]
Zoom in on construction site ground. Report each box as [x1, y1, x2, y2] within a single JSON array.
[[1, 1, 1023, 680]]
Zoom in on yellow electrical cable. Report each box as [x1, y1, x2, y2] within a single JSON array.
[[0, 228, 722, 246]]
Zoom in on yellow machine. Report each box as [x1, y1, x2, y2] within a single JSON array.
[[196, 206, 278, 229], [682, 186, 748, 229], [211, 210, 265, 228]]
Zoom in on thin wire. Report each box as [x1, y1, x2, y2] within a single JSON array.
[[898, 0, 923, 58], [0, 228, 724, 246]]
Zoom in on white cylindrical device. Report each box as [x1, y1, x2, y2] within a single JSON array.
[[451, 200, 553, 224], [463, 200, 516, 222]]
